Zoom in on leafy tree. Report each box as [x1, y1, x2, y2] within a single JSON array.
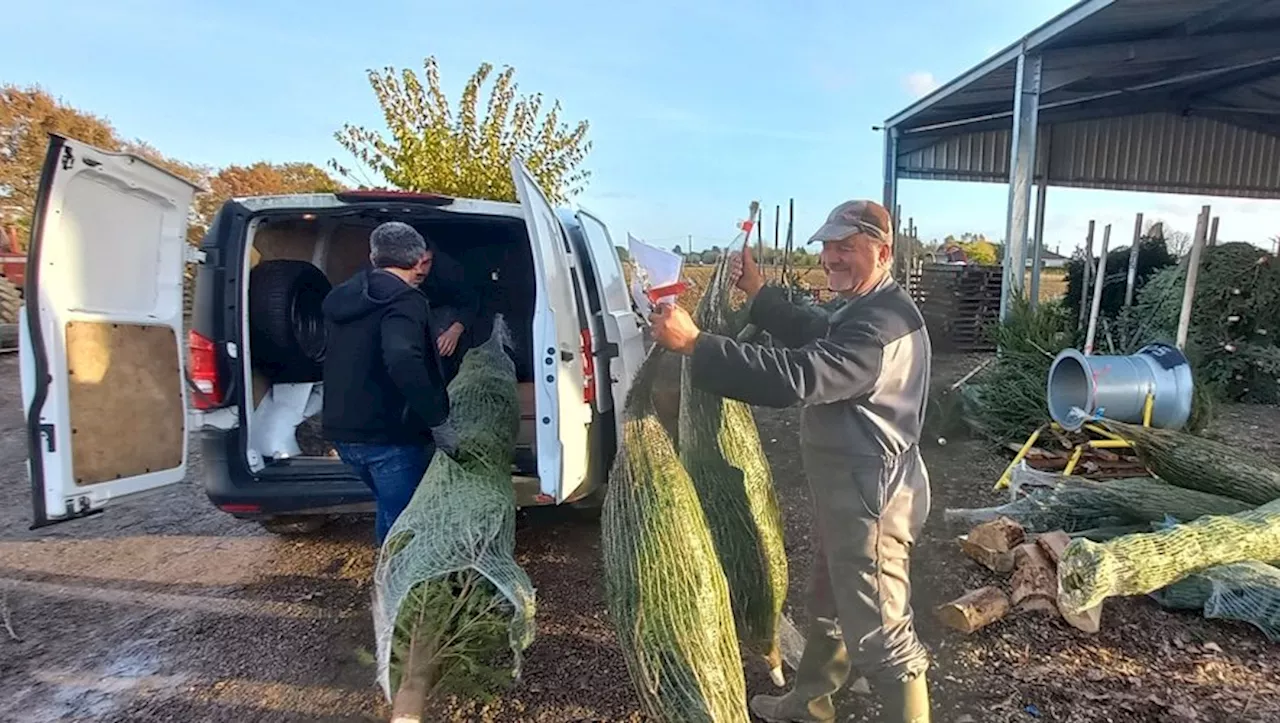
[[2, 85, 120, 229], [939, 232, 1002, 264], [332, 56, 592, 204]]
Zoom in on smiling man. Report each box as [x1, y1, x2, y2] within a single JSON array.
[[649, 201, 933, 723]]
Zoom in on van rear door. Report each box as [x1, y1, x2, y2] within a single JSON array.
[[20, 135, 201, 527], [510, 159, 593, 504], [573, 208, 645, 434]]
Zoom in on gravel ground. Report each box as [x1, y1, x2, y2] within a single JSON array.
[[2, 351, 1279, 722]]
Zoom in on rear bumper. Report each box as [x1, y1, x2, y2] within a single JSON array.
[[200, 429, 374, 518]]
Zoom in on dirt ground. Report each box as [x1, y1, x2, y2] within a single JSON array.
[[2, 351, 1279, 722]]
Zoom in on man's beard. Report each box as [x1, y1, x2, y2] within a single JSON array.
[[825, 268, 855, 292]]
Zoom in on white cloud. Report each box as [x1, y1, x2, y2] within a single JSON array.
[[903, 71, 941, 99]]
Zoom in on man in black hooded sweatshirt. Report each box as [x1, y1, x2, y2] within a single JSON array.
[[321, 221, 451, 545]]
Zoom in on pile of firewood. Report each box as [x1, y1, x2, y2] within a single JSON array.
[[937, 516, 1101, 635]]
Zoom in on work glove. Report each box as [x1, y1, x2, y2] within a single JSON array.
[[431, 419, 460, 455]]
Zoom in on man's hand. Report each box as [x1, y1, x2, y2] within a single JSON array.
[[436, 322, 464, 357], [649, 303, 701, 355], [729, 247, 765, 297]]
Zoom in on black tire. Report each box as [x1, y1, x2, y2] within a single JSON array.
[[1, 323, 17, 350], [568, 485, 605, 522], [0, 276, 20, 325], [258, 515, 333, 536], [249, 260, 331, 383]]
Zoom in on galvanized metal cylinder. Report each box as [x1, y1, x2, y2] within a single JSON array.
[[1046, 343, 1194, 430]]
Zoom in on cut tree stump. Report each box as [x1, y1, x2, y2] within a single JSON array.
[[1036, 531, 1072, 565], [936, 586, 1010, 634], [959, 536, 1015, 573], [970, 517, 1026, 551], [959, 517, 1026, 573], [1011, 543, 1058, 615]]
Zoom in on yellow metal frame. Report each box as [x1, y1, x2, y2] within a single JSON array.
[[993, 391, 1155, 490]]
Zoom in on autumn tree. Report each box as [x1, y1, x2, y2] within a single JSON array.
[[332, 56, 592, 204], [1, 85, 206, 248], [198, 161, 342, 225]]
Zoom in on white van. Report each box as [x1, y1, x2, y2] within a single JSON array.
[[20, 134, 645, 532]]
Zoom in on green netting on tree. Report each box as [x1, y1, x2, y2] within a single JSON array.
[[1153, 562, 1280, 641], [372, 317, 536, 716], [1102, 420, 1280, 506], [944, 465, 1250, 533], [1058, 498, 1280, 616], [1132, 243, 1280, 403], [678, 252, 788, 684], [602, 349, 750, 723]]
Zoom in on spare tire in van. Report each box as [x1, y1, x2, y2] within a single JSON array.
[[249, 260, 331, 383]]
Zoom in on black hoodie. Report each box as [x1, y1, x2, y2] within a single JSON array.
[[321, 268, 450, 445]]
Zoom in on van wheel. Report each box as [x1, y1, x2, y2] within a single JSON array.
[[569, 487, 605, 522], [0, 276, 21, 325], [259, 515, 332, 536], [249, 260, 331, 383]]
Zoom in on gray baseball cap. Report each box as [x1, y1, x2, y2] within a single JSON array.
[[808, 200, 895, 245]]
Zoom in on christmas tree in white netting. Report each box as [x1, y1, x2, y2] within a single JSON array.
[[371, 316, 536, 720]]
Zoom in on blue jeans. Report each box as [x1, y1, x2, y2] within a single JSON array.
[[335, 442, 434, 545]]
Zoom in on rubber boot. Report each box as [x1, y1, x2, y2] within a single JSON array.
[[876, 673, 931, 723], [749, 620, 848, 723]]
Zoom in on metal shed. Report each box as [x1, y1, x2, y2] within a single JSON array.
[[882, 0, 1280, 318]]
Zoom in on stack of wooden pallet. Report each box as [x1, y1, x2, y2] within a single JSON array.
[[910, 263, 1003, 352]]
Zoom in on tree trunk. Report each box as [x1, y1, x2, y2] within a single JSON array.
[[1036, 531, 1071, 566], [390, 629, 441, 723], [1011, 543, 1058, 614], [960, 517, 1027, 573], [936, 587, 1010, 634], [959, 537, 1014, 573]]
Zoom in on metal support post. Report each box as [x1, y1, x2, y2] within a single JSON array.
[[1029, 181, 1048, 308], [883, 126, 901, 277], [1000, 51, 1042, 321]]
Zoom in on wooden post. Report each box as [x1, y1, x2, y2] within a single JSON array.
[[773, 204, 781, 277], [1124, 212, 1144, 308], [1208, 216, 1220, 247], [894, 204, 905, 279], [1084, 224, 1110, 355], [1078, 221, 1096, 331], [1176, 206, 1211, 350], [1029, 181, 1048, 310], [783, 199, 795, 300], [756, 205, 766, 264]]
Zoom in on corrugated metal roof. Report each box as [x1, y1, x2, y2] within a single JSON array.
[[885, 0, 1280, 197], [897, 112, 1280, 199]]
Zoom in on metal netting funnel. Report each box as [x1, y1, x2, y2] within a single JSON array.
[[1046, 343, 1194, 430]]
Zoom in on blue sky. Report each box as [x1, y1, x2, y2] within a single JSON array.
[[4, 0, 1277, 254]]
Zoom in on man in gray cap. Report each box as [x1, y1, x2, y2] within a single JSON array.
[[649, 200, 932, 722]]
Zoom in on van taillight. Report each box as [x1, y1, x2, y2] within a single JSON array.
[[187, 330, 224, 409], [580, 328, 596, 405]]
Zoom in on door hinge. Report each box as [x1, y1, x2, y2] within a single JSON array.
[[185, 247, 207, 264]]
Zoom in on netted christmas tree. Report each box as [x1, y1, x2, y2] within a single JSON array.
[[372, 317, 536, 721], [602, 347, 750, 722], [679, 252, 788, 685], [1130, 242, 1280, 403]]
